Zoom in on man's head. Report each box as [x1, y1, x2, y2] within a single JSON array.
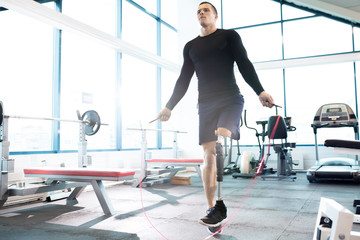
[[197, 2, 218, 27], [199, 2, 218, 15]]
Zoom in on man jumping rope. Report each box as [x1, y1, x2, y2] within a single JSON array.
[[156, 2, 274, 227]]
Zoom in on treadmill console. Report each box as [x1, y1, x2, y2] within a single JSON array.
[[313, 103, 357, 127]]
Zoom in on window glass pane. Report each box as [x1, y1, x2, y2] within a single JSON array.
[[161, 25, 179, 63], [282, 4, 315, 20], [285, 63, 356, 145], [121, 55, 157, 149], [61, 32, 117, 150], [62, 0, 115, 36], [355, 27, 360, 51], [283, 17, 353, 58], [208, 0, 222, 24], [132, 0, 157, 15], [236, 69, 284, 145], [122, 1, 157, 55], [161, 69, 179, 148], [161, 0, 178, 28], [236, 23, 283, 62], [223, 0, 280, 28], [0, 5, 53, 151]]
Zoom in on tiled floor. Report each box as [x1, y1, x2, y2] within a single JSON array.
[[0, 172, 360, 240]]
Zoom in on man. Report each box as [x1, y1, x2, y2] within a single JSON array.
[[157, 2, 274, 227]]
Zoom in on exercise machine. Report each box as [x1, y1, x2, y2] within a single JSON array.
[[322, 138, 360, 221], [233, 109, 297, 180], [127, 127, 203, 188], [232, 110, 270, 178], [0, 101, 134, 215], [223, 139, 242, 174], [306, 103, 359, 183], [261, 115, 297, 180], [223, 117, 243, 175], [314, 197, 360, 240]]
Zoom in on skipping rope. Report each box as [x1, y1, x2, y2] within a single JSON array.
[[139, 115, 282, 240]]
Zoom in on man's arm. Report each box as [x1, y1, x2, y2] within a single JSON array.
[[229, 30, 274, 107], [157, 43, 195, 121]]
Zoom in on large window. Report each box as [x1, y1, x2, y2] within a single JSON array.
[[60, 0, 117, 151], [2, 0, 358, 153], [121, 55, 157, 149], [285, 63, 356, 144], [122, 1, 157, 55], [60, 32, 117, 150], [222, 0, 280, 28], [161, 0, 179, 28], [283, 16, 353, 58], [221, 0, 360, 146], [0, 0, 179, 153], [236, 23, 283, 62], [0, 4, 54, 152], [62, 0, 115, 36]]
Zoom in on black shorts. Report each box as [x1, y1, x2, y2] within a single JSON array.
[[198, 94, 244, 145]]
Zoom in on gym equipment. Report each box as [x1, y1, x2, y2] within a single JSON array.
[[223, 117, 243, 175], [323, 139, 360, 220], [314, 197, 360, 240], [0, 101, 134, 215], [261, 115, 297, 180], [232, 110, 271, 178], [306, 103, 359, 183], [223, 139, 242, 174], [22, 168, 135, 215], [127, 127, 203, 188], [3, 109, 103, 136], [232, 109, 296, 180]]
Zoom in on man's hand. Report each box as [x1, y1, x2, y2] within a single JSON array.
[[259, 91, 275, 108], [157, 107, 172, 122]]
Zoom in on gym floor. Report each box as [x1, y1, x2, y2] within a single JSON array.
[[0, 172, 359, 240]]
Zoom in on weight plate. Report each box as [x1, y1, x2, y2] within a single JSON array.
[[82, 110, 101, 136]]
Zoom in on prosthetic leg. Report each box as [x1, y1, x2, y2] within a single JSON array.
[[207, 138, 227, 234]]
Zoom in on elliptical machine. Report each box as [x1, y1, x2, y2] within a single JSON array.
[[232, 110, 271, 178], [223, 117, 243, 175]]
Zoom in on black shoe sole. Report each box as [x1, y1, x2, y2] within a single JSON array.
[[199, 219, 224, 228]]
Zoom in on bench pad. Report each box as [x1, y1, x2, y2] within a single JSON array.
[[24, 168, 135, 178], [324, 139, 360, 150], [147, 159, 203, 163]]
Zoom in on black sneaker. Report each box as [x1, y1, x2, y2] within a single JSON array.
[[199, 200, 227, 227]]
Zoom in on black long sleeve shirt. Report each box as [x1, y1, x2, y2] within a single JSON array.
[[165, 29, 264, 110]]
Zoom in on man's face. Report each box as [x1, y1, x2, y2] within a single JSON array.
[[197, 3, 218, 27]]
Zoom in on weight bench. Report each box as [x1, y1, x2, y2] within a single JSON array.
[[324, 139, 360, 156], [314, 197, 360, 240], [147, 158, 203, 178], [324, 139, 360, 223], [138, 158, 203, 187], [13, 168, 135, 215]]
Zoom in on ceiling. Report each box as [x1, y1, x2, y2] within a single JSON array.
[[284, 0, 360, 24]]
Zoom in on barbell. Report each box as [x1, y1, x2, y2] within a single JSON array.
[[0, 102, 103, 136]]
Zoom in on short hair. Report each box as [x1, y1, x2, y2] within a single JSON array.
[[199, 2, 218, 15]]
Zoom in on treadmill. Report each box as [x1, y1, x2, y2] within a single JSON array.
[[306, 103, 360, 183]]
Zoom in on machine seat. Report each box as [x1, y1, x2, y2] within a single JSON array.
[[324, 139, 360, 149]]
